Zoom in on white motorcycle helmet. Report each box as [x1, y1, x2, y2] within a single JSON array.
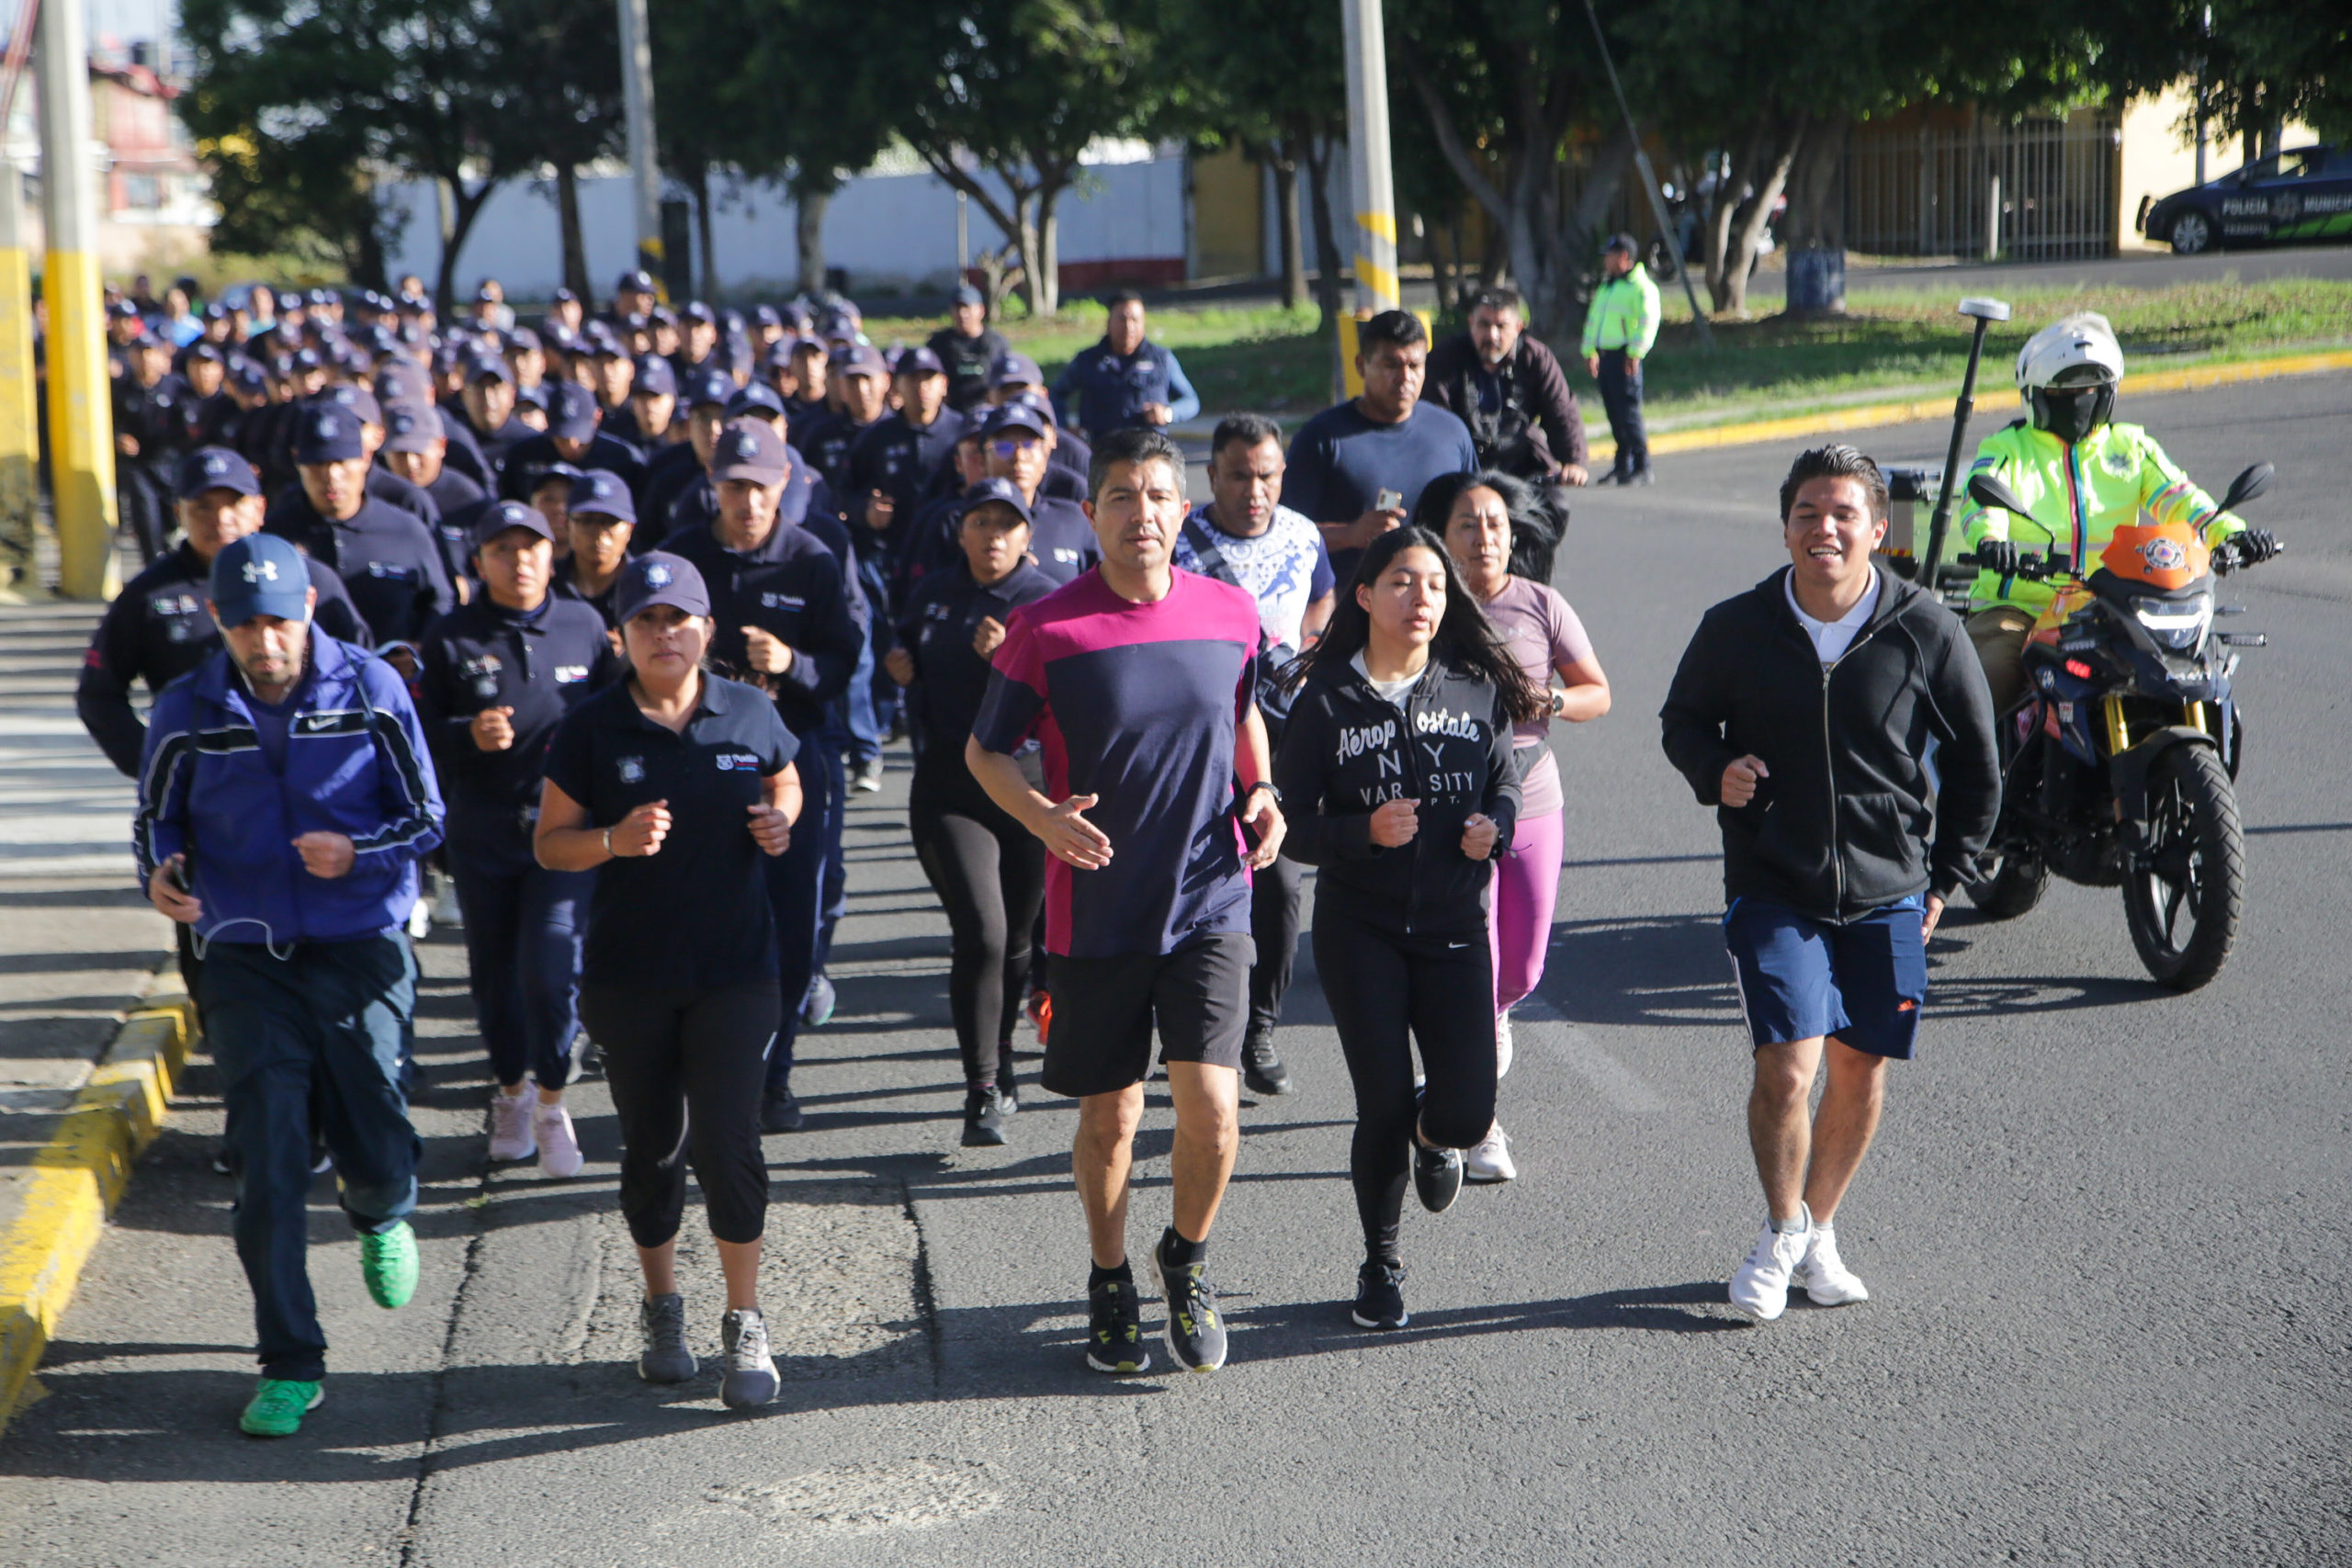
[[2016, 312, 2125, 443]]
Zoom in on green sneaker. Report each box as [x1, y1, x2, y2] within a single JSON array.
[[360, 1220, 419, 1309], [240, 1378, 323, 1438]]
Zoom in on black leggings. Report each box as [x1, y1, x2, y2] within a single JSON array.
[[1313, 900, 1498, 1265], [910, 780, 1044, 1086], [579, 980, 778, 1249]]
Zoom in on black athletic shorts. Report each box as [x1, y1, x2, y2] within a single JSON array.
[[1041, 931, 1254, 1098]]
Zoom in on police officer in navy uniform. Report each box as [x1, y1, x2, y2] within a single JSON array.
[[499, 380, 647, 503], [379, 402, 490, 581], [300, 384, 445, 538], [637, 368, 736, 547], [1048, 292, 1202, 444], [112, 333, 193, 563], [80, 447, 373, 779], [556, 469, 637, 630], [847, 346, 967, 544], [263, 404, 455, 668], [451, 353, 534, 485], [927, 285, 1011, 414], [417, 500, 618, 1177], [798, 343, 891, 502], [661, 420, 864, 1134]]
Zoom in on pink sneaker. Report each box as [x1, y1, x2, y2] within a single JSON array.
[[533, 1100, 583, 1178], [488, 1090, 535, 1162]]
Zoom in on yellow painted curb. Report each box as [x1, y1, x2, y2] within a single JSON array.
[[0, 984, 196, 1435], [1585, 347, 2352, 466]]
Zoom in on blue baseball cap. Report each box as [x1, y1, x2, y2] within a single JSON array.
[[710, 420, 787, 484], [294, 404, 366, 464], [616, 551, 709, 622], [726, 382, 786, 420], [960, 477, 1034, 526], [209, 534, 312, 626], [472, 498, 555, 547], [381, 401, 443, 452], [175, 446, 261, 501], [683, 367, 735, 409], [989, 352, 1043, 388], [981, 401, 1048, 442], [548, 380, 601, 441], [894, 345, 945, 378], [568, 469, 637, 524], [632, 355, 677, 398], [953, 284, 984, 308]]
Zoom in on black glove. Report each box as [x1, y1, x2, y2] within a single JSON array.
[[2232, 529, 2282, 566], [1974, 538, 2020, 575]]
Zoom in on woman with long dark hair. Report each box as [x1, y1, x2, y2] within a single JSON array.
[[1273, 526, 1543, 1329], [1415, 471, 1611, 1184]]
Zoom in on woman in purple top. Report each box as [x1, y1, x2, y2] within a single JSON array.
[[1419, 471, 1612, 1183]]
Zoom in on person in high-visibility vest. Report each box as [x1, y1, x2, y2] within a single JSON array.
[[1579, 232, 1661, 485], [1959, 312, 2283, 712]]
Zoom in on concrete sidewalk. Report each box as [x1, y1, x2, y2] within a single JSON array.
[[0, 590, 180, 1423]]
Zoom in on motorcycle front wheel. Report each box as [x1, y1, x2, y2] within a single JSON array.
[[2122, 744, 2243, 990], [1970, 851, 2049, 919]]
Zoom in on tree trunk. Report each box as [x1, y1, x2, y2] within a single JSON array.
[[1269, 145, 1306, 310], [1719, 120, 1805, 318], [1547, 125, 1634, 342], [434, 177, 496, 323], [1432, 217, 1458, 317], [795, 186, 830, 297], [690, 167, 718, 301], [1780, 118, 1848, 252], [557, 164, 591, 303], [1705, 117, 1769, 312], [1034, 169, 1068, 318], [1299, 130, 1345, 333]]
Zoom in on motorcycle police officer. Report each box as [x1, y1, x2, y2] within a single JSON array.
[[1961, 312, 2285, 713], [417, 501, 619, 1176]]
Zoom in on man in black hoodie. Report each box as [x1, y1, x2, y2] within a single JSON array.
[[1660, 444, 1996, 1325]]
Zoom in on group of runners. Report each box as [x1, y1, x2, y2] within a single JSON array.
[[94, 266, 2273, 1437]]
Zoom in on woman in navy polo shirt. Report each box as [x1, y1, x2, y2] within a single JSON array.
[[536, 551, 802, 1410]]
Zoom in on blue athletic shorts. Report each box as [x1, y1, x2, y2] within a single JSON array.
[[1723, 896, 1928, 1060]]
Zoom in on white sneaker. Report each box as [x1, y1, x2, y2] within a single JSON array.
[[1728, 1206, 1812, 1322], [405, 897, 432, 941], [488, 1090, 536, 1162], [431, 880, 464, 930], [1796, 1222, 1870, 1306], [533, 1100, 583, 1178], [1464, 1121, 1517, 1183], [1495, 1010, 1514, 1079]]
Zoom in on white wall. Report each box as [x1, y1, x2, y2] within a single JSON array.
[[382, 154, 1192, 301]]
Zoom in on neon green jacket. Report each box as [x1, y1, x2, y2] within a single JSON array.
[[1580, 268, 1660, 357], [1960, 418, 2245, 615]]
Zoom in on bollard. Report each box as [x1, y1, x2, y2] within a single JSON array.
[[0, 165, 35, 593]]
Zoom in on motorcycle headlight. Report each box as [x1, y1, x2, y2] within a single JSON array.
[[2133, 590, 2211, 651]]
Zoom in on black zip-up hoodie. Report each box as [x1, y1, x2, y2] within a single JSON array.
[[1659, 563, 1999, 921], [1275, 655, 1524, 935]]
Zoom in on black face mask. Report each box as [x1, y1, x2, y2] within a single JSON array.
[[2034, 385, 2113, 445]]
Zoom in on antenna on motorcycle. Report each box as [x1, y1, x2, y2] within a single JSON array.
[[2218, 463, 2273, 513], [1966, 471, 2035, 518], [1920, 297, 2015, 583]]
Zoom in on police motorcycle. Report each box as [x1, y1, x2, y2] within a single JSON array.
[[1872, 295, 2277, 990], [1949, 465, 2277, 990]]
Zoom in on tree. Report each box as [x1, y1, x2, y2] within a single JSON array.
[[887, 0, 1166, 317], [492, 0, 624, 303], [1387, 0, 1634, 338], [176, 0, 616, 315], [1155, 0, 1349, 326]]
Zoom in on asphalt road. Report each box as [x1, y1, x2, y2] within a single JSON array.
[[1, 374, 2346, 1565]]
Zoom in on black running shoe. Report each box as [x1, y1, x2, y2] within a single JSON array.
[[760, 1085, 806, 1134], [1085, 1273, 1149, 1374], [1241, 1028, 1295, 1097], [996, 1053, 1019, 1113], [1413, 1139, 1464, 1213], [1351, 1260, 1409, 1329], [961, 1085, 1008, 1147], [1155, 1249, 1229, 1372]]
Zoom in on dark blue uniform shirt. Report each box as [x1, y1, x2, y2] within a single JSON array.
[[264, 493, 456, 648], [660, 515, 865, 738], [543, 674, 797, 990]]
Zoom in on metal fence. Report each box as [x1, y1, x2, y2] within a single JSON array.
[[1843, 114, 2122, 261]]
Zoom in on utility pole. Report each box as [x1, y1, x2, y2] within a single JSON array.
[[0, 166, 38, 594], [1339, 0, 1398, 318], [37, 0, 118, 600], [616, 0, 663, 298]]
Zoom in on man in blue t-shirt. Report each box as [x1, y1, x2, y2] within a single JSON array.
[[967, 427, 1287, 1378], [1282, 309, 1477, 586]]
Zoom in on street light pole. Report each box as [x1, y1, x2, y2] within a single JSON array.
[[36, 0, 117, 600], [616, 0, 663, 297], [1339, 0, 1398, 318]]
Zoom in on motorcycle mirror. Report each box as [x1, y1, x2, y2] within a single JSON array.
[[1967, 471, 2035, 516], [2218, 463, 2273, 512], [1957, 297, 2012, 322]]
